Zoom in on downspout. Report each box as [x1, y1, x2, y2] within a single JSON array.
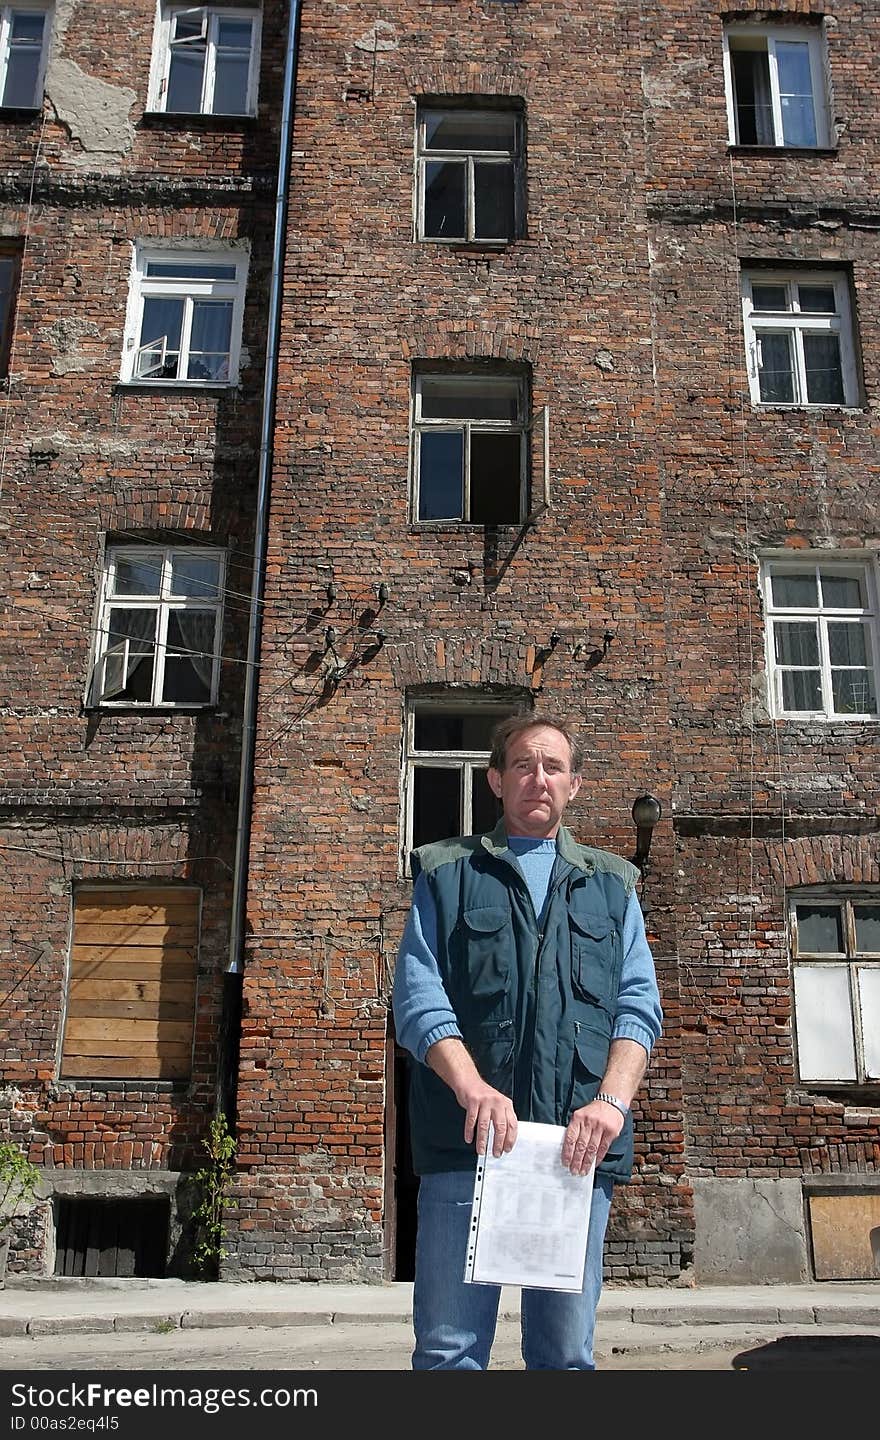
[[224, 1, 304, 999]]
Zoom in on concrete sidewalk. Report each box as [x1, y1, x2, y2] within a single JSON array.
[[1, 1277, 878, 1339]]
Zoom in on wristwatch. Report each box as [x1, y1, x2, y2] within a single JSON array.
[[596, 1091, 629, 1117]]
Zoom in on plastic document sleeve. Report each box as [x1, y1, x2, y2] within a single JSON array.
[[463, 1120, 594, 1292]]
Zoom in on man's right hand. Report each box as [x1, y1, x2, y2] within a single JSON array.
[[425, 1037, 518, 1157]]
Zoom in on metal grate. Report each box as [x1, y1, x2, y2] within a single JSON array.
[[54, 1196, 169, 1277]]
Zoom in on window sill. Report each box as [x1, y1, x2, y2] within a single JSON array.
[[728, 144, 838, 159], [0, 106, 42, 124], [753, 403, 864, 415], [409, 520, 527, 532], [139, 110, 257, 131], [55, 1078, 191, 1094], [114, 380, 239, 395], [86, 703, 218, 714], [770, 713, 879, 724], [419, 238, 515, 252]]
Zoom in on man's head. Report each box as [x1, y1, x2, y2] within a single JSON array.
[[487, 713, 582, 838]]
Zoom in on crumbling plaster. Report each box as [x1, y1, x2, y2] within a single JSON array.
[[45, 1, 136, 165]]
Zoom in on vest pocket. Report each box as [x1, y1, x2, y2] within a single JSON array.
[[568, 1023, 627, 1160], [569, 911, 615, 1007], [466, 1018, 515, 1093], [455, 906, 512, 1002]]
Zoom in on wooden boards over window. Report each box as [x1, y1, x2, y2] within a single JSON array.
[[61, 886, 200, 1081]]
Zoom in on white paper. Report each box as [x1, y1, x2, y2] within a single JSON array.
[[464, 1120, 593, 1292]]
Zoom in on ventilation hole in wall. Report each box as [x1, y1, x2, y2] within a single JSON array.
[[54, 1196, 169, 1278]]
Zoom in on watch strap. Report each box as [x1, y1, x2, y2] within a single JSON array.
[[596, 1091, 629, 1117]]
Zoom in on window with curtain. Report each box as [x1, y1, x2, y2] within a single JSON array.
[[90, 545, 225, 708], [761, 557, 879, 720], [149, 5, 261, 116], [123, 246, 249, 386], [0, 4, 50, 109], [741, 269, 859, 408], [790, 892, 880, 1088], [723, 22, 830, 148]]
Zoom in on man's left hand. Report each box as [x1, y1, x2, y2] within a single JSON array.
[[561, 1098, 624, 1176]]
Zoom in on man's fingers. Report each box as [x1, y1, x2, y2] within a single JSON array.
[[463, 1095, 518, 1156]]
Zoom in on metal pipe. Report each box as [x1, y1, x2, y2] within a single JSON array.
[[227, 0, 304, 975]]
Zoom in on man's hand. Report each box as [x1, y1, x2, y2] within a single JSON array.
[[457, 1077, 518, 1158], [561, 1098, 623, 1176], [425, 1036, 518, 1157]]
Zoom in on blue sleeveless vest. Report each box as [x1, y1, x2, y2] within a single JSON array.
[[407, 821, 639, 1183]]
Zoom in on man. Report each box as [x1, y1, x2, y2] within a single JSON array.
[[392, 713, 663, 1370]]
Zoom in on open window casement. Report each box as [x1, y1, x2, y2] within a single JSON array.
[[96, 638, 129, 702], [170, 8, 209, 45], [134, 333, 170, 380], [526, 404, 550, 521]]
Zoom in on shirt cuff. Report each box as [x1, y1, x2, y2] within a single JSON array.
[[610, 1019, 655, 1057], [417, 1022, 463, 1064]]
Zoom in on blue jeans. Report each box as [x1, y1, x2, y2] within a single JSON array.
[[412, 1168, 614, 1370]]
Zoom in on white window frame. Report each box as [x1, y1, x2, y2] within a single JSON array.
[[722, 22, 831, 149], [121, 244, 249, 386], [415, 104, 523, 244], [790, 890, 880, 1088], [411, 371, 531, 524], [761, 556, 879, 721], [400, 696, 519, 873], [0, 3, 51, 109], [741, 269, 858, 408], [148, 4, 261, 117], [89, 544, 225, 709]]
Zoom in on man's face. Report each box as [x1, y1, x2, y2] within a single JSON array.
[[487, 725, 581, 838]]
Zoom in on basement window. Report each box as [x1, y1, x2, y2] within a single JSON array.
[[790, 891, 880, 1089], [54, 1196, 169, 1277], [0, 4, 50, 110], [401, 695, 520, 867], [60, 886, 200, 1082], [122, 245, 249, 386], [149, 5, 261, 117]]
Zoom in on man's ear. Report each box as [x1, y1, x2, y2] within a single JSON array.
[[569, 773, 583, 800], [487, 767, 504, 798]]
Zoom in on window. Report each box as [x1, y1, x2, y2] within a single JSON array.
[[741, 269, 858, 407], [61, 886, 200, 1081], [122, 246, 248, 385], [149, 4, 260, 116], [762, 558, 878, 719], [790, 892, 880, 1087], [402, 698, 517, 863], [416, 105, 523, 243], [412, 371, 531, 523], [0, 244, 21, 375], [0, 4, 49, 109], [90, 545, 225, 707], [723, 22, 830, 148]]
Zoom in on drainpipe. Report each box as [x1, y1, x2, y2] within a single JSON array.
[[224, 0, 304, 1010]]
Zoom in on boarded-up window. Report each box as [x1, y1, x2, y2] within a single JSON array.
[[61, 887, 200, 1080]]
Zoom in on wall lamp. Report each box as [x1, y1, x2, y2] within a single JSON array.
[[631, 794, 662, 874]]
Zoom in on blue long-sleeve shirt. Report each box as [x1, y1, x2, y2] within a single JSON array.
[[393, 864, 663, 1067]]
